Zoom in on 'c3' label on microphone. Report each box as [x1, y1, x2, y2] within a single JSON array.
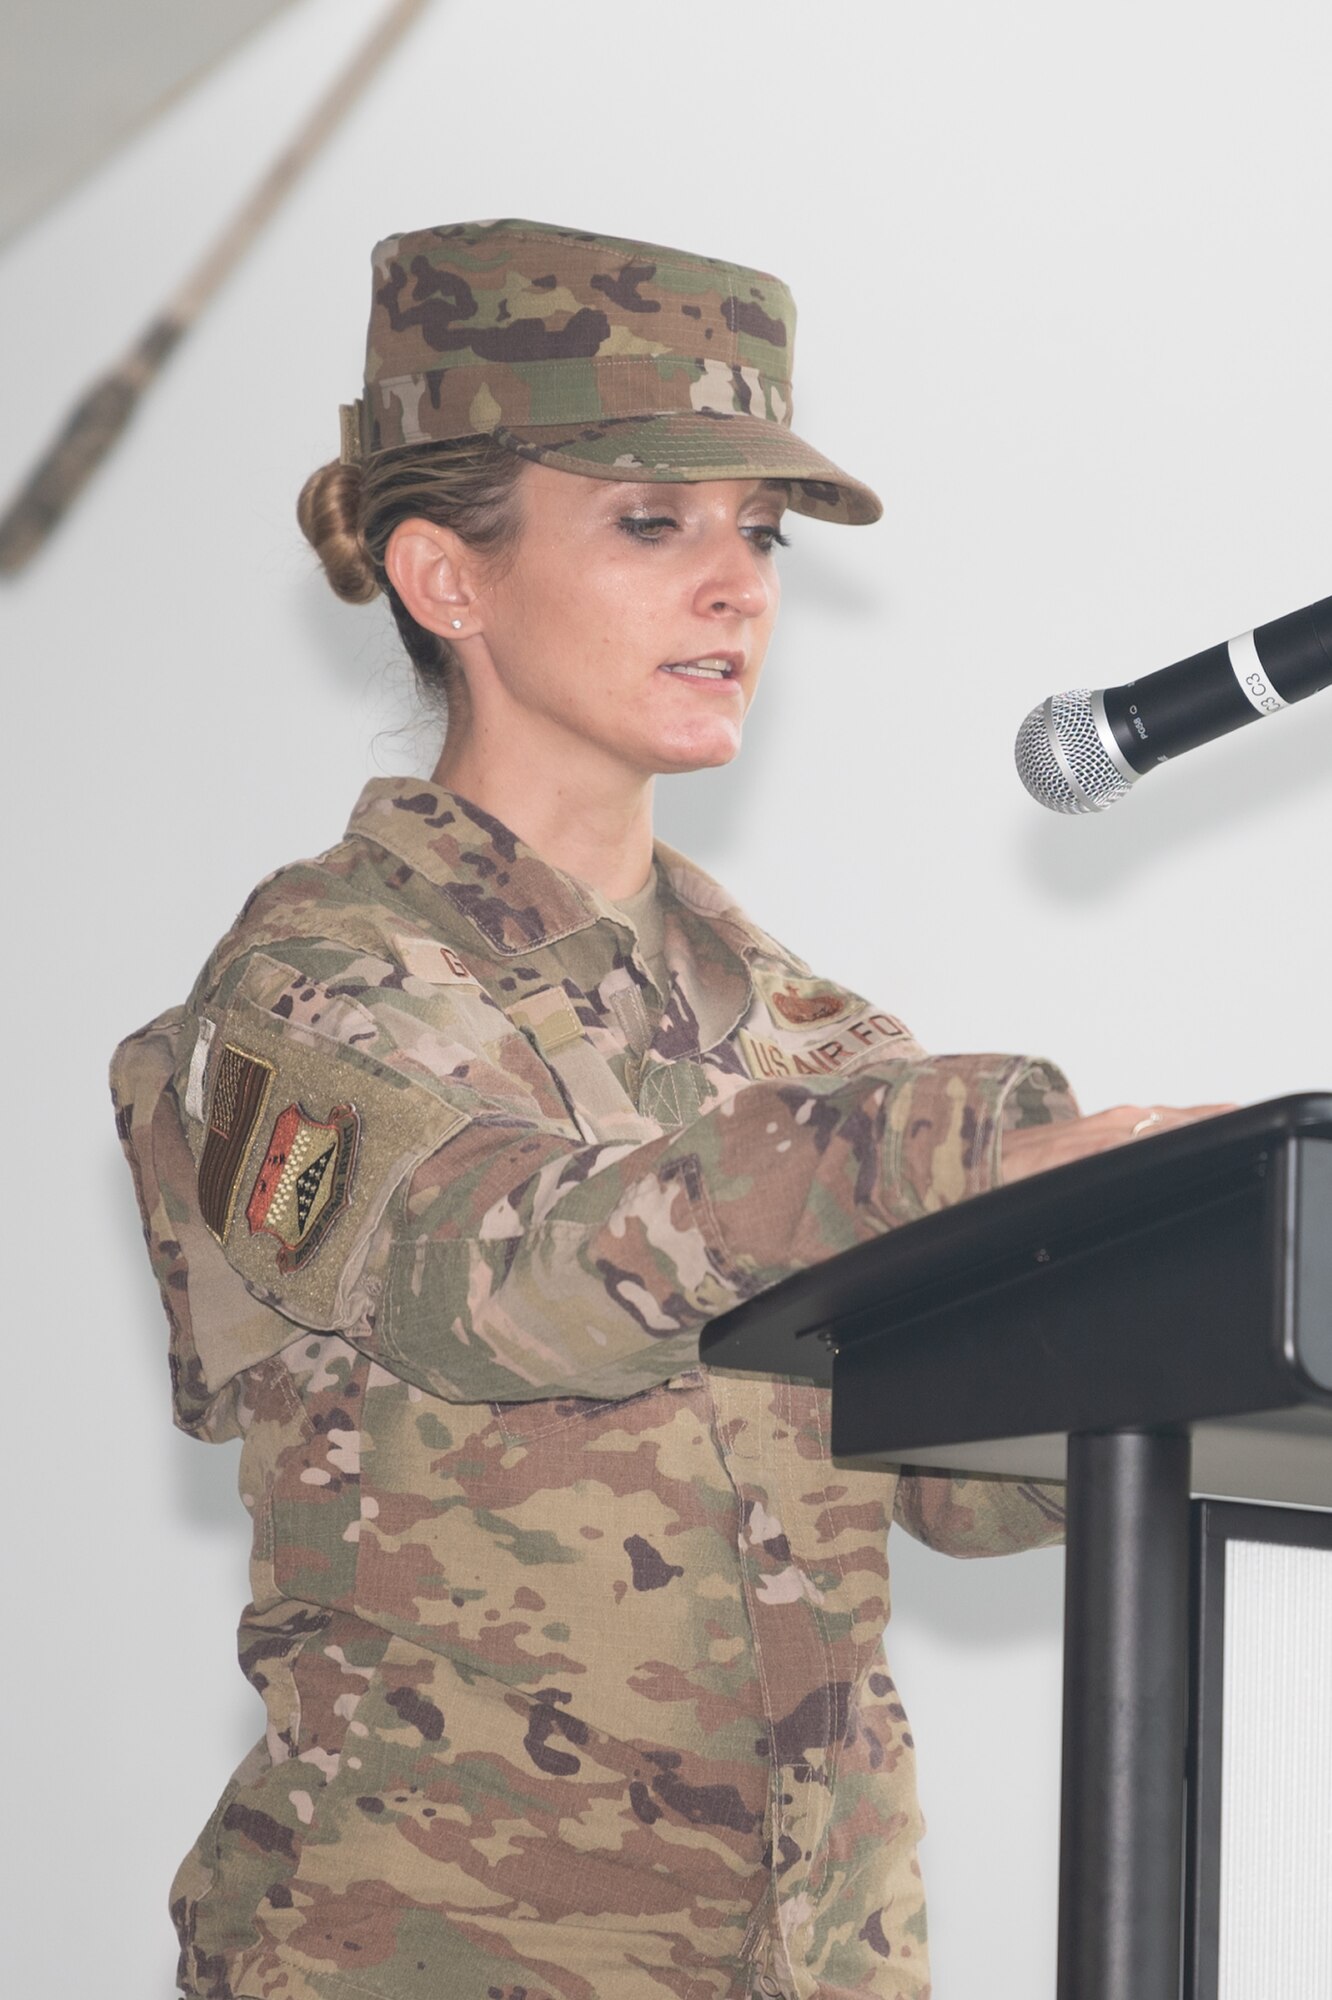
[[1227, 630, 1289, 717], [739, 1009, 914, 1081]]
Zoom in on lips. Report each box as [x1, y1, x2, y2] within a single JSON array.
[[659, 654, 741, 680]]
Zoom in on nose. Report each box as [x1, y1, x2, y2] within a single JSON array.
[[693, 527, 776, 621]]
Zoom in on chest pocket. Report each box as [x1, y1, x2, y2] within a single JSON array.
[[606, 978, 705, 1130], [637, 1058, 704, 1128]]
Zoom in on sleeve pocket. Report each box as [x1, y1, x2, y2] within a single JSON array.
[[201, 981, 471, 1334]]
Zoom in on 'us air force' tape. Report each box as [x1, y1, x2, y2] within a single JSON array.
[[740, 1009, 913, 1081]]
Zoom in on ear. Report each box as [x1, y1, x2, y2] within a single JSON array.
[[385, 518, 476, 639]]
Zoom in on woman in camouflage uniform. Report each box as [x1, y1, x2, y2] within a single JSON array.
[[112, 218, 1215, 2000]]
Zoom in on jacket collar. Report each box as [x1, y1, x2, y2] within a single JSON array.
[[349, 776, 593, 953], [347, 775, 790, 967]]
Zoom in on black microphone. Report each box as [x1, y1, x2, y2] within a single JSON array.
[[1015, 591, 1332, 813]]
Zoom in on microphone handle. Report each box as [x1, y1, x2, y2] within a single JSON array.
[[1101, 592, 1332, 776]]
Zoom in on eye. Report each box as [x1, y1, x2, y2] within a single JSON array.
[[617, 514, 678, 543], [616, 514, 791, 553], [743, 523, 791, 554]]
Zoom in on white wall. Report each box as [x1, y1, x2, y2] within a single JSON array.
[[4, 2, 1330, 1993]]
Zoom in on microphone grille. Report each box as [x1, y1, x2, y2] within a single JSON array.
[[1015, 690, 1134, 814]]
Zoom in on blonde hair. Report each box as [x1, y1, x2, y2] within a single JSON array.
[[296, 438, 528, 699]]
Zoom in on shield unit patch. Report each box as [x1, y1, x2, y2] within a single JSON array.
[[245, 1102, 360, 1273]]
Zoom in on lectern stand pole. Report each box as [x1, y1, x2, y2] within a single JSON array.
[[1057, 1429, 1193, 2000]]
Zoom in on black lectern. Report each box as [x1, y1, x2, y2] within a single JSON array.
[[700, 1093, 1332, 2000]]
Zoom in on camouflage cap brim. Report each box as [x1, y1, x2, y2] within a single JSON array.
[[491, 415, 882, 527], [353, 219, 884, 529]]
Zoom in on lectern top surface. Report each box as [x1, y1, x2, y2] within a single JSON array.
[[700, 1095, 1332, 1452]]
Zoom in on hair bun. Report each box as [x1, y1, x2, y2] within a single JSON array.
[[297, 460, 379, 604]]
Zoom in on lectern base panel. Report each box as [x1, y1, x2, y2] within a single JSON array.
[[865, 1407, 1332, 1510]]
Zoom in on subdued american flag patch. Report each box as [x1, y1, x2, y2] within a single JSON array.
[[198, 1043, 274, 1241]]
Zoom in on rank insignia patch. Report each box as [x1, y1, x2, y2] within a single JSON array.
[[199, 1044, 275, 1241], [245, 1102, 360, 1272], [770, 984, 849, 1026], [751, 969, 864, 1031]]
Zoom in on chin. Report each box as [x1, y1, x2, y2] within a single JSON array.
[[650, 732, 744, 776]]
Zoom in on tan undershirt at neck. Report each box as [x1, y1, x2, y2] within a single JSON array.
[[609, 864, 669, 998]]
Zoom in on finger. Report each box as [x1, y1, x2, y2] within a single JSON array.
[[1147, 1104, 1238, 1123], [1091, 1102, 1237, 1122], [1126, 1103, 1239, 1140]]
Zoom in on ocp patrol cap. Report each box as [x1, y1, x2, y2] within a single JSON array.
[[342, 216, 882, 527]]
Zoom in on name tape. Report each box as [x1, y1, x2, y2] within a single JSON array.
[[395, 936, 477, 985]]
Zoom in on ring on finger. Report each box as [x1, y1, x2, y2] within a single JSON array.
[[1130, 1109, 1164, 1138]]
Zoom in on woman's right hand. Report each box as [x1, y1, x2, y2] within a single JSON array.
[[1001, 1101, 1238, 1184]]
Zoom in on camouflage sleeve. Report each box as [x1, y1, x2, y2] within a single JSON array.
[[892, 1472, 1066, 1555], [185, 937, 1079, 1404], [888, 1049, 1076, 1556]]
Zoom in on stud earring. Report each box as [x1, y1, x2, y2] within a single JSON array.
[[450, 618, 463, 630]]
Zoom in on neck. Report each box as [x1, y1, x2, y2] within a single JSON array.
[[432, 730, 656, 901]]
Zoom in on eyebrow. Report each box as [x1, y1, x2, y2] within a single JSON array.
[[609, 479, 790, 502]]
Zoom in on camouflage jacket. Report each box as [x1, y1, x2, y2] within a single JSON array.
[[110, 776, 1077, 2000]]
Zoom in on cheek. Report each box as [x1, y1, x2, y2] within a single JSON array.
[[522, 548, 648, 647], [488, 558, 615, 688]]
